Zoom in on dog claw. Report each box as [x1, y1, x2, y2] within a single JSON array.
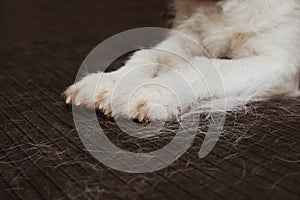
[[138, 115, 144, 122], [66, 96, 72, 104], [104, 109, 110, 116]]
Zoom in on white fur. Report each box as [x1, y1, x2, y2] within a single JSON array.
[[65, 0, 300, 121]]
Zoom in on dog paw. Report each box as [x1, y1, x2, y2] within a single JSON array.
[[64, 72, 116, 116], [121, 85, 181, 121]]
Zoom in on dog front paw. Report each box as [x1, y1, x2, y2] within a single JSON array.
[[64, 73, 116, 115], [121, 85, 181, 122]]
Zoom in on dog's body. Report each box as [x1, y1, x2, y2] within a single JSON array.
[[65, 0, 300, 121]]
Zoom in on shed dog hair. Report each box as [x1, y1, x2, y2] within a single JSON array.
[[65, 0, 300, 121]]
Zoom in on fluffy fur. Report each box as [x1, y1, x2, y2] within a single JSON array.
[[64, 0, 300, 121]]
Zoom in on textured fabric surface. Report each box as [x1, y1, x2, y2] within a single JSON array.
[[0, 0, 299, 199]]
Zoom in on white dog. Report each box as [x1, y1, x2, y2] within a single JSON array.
[[64, 0, 300, 121]]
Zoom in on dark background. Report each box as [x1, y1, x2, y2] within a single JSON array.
[[0, 0, 299, 199]]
